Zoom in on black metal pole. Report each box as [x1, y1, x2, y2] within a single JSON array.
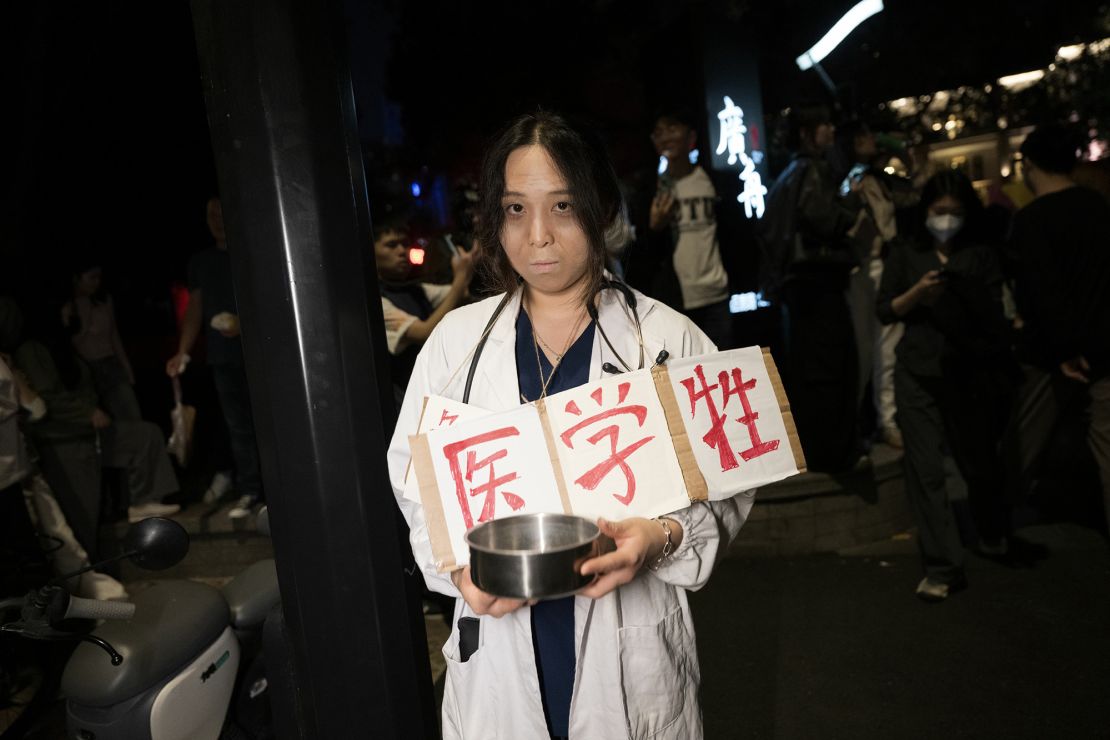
[[190, 0, 436, 737]]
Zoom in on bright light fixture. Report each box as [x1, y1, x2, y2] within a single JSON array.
[[796, 0, 884, 71], [1057, 44, 1084, 61], [998, 69, 1044, 91], [408, 246, 425, 266]]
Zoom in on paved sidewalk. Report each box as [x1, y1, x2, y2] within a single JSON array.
[[692, 523, 1110, 739]]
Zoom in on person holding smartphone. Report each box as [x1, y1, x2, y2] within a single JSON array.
[[877, 170, 1018, 602], [372, 208, 476, 399]]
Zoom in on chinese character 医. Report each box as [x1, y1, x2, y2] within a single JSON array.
[[442, 427, 525, 528]]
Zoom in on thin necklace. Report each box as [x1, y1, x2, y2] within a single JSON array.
[[532, 306, 587, 363], [521, 299, 587, 402], [534, 331, 564, 362]]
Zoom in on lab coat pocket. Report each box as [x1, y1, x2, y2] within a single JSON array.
[[618, 606, 693, 738], [441, 619, 494, 739]]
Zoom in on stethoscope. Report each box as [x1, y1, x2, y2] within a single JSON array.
[[462, 278, 669, 403]]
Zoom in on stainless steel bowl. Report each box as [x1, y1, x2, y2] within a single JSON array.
[[465, 513, 602, 600]]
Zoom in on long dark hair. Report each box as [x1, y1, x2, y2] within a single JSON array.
[[476, 111, 621, 302]]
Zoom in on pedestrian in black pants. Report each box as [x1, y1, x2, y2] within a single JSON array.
[[167, 198, 263, 520], [878, 170, 1017, 602], [1007, 125, 1110, 534], [761, 105, 866, 472]]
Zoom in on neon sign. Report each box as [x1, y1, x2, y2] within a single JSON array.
[[715, 96, 767, 219]]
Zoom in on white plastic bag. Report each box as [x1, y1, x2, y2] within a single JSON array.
[[167, 376, 196, 468]]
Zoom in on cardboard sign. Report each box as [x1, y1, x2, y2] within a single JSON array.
[[542, 371, 690, 524], [403, 395, 493, 503], [661, 347, 805, 497], [408, 346, 805, 571], [411, 404, 565, 572]]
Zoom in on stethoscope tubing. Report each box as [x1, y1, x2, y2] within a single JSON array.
[[461, 281, 644, 404]]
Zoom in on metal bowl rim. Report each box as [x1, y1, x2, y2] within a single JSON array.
[[464, 513, 599, 556]]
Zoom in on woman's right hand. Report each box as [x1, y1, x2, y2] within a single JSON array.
[[451, 565, 529, 618]]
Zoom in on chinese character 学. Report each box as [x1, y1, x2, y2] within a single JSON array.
[[442, 427, 525, 528], [715, 95, 768, 219], [559, 382, 655, 506], [680, 364, 780, 472]]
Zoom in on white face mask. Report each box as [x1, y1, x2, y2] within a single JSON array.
[[926, 213, 964, 243]]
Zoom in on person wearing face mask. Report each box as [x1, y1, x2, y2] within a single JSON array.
[[877, 170, 1018, 602]]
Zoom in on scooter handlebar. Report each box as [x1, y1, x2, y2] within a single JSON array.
[[64, 596, 136, 622]]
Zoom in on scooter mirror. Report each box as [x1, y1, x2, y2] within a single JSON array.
[[123, 517, 190, 571]]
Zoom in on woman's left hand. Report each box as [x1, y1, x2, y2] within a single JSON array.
[[578, 517, 673, 600]]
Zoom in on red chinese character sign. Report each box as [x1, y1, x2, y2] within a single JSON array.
[[408, 345, 805, 572], [663, 347, 805, 498], [545, 372, 689, 523], [402, 396, 492, 505], [411, 404, 564, 571]]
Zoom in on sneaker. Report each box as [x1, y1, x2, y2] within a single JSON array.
[[915, 575, 967, 603], [203, 471, 234, 504], [128, 502, 181, 523], [228, 495, 260, 520]]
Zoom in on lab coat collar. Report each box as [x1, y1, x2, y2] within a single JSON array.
[[474, 279, 662, 409]]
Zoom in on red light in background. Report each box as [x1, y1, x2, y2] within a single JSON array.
[[408, 246, 426, 265]]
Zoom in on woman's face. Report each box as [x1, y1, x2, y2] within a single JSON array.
[[812, 122, 835, 151], [500, 145, 590, 297], [74, 268, 102, 297]]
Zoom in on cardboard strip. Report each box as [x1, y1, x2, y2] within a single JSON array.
[[761, 348, 807, 473], [409, 433, 458, 571], [535, 398, 574, 515], [402, 396, 432, 486], [652, 365, 709, 501]]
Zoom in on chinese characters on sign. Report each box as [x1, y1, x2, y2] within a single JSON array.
[[548, 374, 688, 523], [443, 426, 525, 528], [409, 347, 804, 570], [715, 96, 767, 219], [678, 364, 780, 473]]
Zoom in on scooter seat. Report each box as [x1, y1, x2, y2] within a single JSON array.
[[222, 559, 280, 629], [62, 580, 229, 707]]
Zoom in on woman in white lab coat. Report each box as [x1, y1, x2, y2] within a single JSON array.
[[387, 112, 754, 740]]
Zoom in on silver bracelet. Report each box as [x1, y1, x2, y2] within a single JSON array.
[[647, 518, 673, 572]]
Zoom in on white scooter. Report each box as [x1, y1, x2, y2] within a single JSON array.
[[1, 515, 280, 740]]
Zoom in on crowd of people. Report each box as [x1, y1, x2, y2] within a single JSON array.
[[1, 101, 1108, 737]]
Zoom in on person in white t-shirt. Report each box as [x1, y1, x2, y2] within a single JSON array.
[[373, 211, 475, 396], [644, 109, 734, 349]]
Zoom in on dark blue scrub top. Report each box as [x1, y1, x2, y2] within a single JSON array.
[[515, 308, 595, 739]]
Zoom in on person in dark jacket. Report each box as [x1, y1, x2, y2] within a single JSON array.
[[878, 170, 1017, 602], [1007, 124, 1110, 532], [762, 105, 865, 472]]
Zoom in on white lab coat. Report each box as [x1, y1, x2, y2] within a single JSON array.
[[387, 285, 755, 740]]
